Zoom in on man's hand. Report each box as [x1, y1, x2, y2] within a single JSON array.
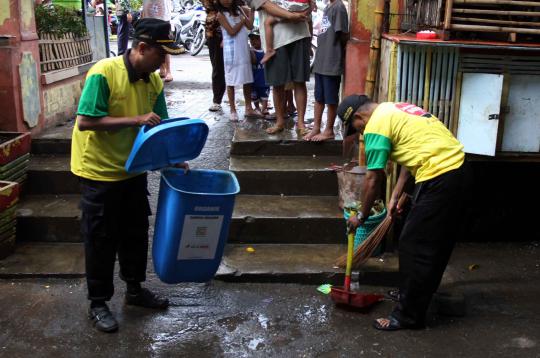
[[387, 195, 405, 219], [347, 215, 361, 232], [127, 12, 133, 23], [174, 162, 190, 174], [136, 112, 161, 127]]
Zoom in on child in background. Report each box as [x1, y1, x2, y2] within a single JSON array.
[[248, 30, 271, 118], [217, 0, 257, 121], [304, 0, 348, 141], [260, 0, 313, 64]]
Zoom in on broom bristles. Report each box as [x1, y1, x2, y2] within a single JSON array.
[[335, 193, 409, 269], [335, 216, 393, 268]]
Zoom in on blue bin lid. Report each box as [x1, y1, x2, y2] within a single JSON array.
[[125, 118, 209, 173]]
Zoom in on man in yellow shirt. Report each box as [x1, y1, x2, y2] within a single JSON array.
[[339, 95, 469, 331], [71, 18, 185, 333]]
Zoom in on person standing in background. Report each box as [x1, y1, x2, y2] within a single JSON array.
[[304, 0, 348, 141], [142, 0, 176, 82], [203, 0, 227, 112], [116, 0, 133, 55]]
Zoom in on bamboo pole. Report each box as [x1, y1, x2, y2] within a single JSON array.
[[451, 23, 540, 34], [452, 17, 540, 27], [444, 0, 454, 30], [364, 0, 386, 99], [452, 8, 540, 16], [454, 0, 540, 5]]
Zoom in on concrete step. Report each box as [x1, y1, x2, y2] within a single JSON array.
[[0, 242, 399, 285], [0, 242, 85, 278], [230, 156, 342, 195], [231, 126, 343, 157], [17, 195, 81, 243], [31, 122, 73, 155], [27, 155, 79, 194], [16, 194, 346, 244], [230, 195, 345, 244], [217, 244, 399, 285]]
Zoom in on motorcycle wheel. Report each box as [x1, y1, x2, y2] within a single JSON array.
[[190, 28, 205, 56]]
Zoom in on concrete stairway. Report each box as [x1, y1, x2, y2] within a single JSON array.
[[10, 122, 398, 284]]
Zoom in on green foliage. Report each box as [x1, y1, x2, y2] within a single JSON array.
[[35, 4, 88, 38], [130, 0, 143, 10]]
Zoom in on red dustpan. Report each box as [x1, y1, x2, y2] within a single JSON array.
[[330, 231, 384, 309]]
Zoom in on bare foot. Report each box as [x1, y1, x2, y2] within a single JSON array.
[[261, 49, 276, 65], [303, 128, 320, 141], [311, 130, 335, 142]]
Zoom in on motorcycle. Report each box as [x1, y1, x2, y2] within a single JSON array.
[[170, 3, 207, 56]]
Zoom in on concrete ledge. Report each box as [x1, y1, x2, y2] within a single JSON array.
[[41, 61, 95, 85]]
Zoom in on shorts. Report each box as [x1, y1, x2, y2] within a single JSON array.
[[264, 37, 311, 87], [252, 86, 270, 101], [314, 73, 341, 105]]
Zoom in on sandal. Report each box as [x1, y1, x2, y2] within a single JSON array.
[[266, 126, 284, 134], [296, 127, 310, 137]]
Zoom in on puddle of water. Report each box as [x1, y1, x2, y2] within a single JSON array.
[[248, 337, 265, 351], [257, 314, 269, 330]]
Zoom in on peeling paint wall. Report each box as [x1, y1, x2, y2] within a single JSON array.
[[19, 52, 41, 128], [43, 79, 84, 125]]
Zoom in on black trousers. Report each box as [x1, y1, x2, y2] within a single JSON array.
[[207, 35, 226, 105], [117, 14, 130, 56], [79, 174, 151, 301], [392, 164, 469, 326]]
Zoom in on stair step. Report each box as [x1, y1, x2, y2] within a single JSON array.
[[231, 126, 343, 156], [230, 156, 342, 195], [27, 155, 78, 194], [17, 195, 81, 242], [17, 194, 346, 244], [0, 242, 85, 278], [31, 122, 73, 155], [216, 244, 399, 285], [0, 242, 399, 285], [230, 195, 345, 244]]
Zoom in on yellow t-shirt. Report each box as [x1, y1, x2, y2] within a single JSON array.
[[71, 55, 168, 182], [364, 102, 465, 183]]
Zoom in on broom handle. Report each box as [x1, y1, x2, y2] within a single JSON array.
[[345, 232, 354, 291]]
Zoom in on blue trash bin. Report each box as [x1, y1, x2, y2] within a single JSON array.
[[153, 168, 240, 283], [125, 117, 240, 284]]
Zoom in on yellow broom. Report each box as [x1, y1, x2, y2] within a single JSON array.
[[335, 193, 410, 269]]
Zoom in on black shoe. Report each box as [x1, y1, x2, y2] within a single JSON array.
[[88, 305, 119, 333], [125, 288, 169, 309]]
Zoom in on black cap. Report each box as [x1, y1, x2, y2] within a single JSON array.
[[134, 18, 183, 55], [337, 94, 372, 126]]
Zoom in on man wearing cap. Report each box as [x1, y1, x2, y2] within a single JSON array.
[[338, 95, 469, 331], [71, 18, 185, 333]]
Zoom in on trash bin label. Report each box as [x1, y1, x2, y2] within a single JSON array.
[[177, 215, 224, 260]]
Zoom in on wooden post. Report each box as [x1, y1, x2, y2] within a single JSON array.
[[443, 0, 454, 40]]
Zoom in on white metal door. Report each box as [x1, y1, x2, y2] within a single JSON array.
[[457, 73, 504, 156], [501, 75, 540, 153]]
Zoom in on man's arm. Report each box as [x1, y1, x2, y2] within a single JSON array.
[[347, 169, 386, 229], [260, 1, 308, 22], [388, 167, 410, 218], [77, 112, 161, 131]]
